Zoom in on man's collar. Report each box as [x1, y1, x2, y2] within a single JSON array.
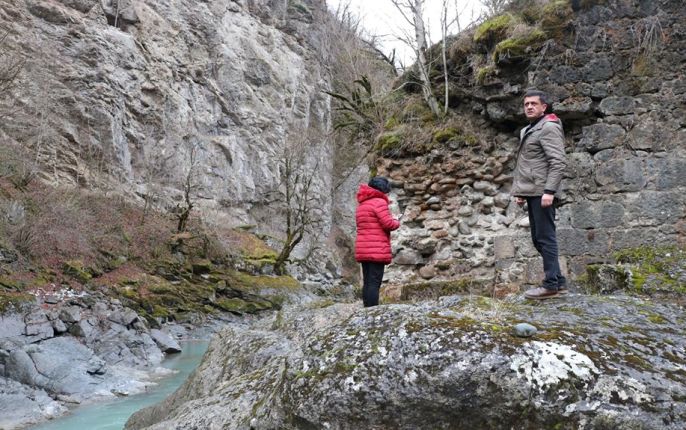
[[528, 115, 545, 127]]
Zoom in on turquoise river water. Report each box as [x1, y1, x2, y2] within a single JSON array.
[[30, 340, 209, 430]]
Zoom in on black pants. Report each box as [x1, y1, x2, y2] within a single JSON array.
[[361, 262, 385, 307], [526, 196, 566, 290]]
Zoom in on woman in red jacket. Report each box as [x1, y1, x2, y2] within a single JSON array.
[[355, 176, 400, 307]]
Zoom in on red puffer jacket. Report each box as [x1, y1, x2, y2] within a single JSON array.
[[355, 184, 400, 264]]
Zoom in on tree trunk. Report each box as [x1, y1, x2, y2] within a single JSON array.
[[412, 0, 441, 117]]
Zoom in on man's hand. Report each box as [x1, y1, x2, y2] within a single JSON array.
[[541, 193, 554, 208], [514, 197, 525, 206]]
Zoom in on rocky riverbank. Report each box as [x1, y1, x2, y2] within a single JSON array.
[[0, 290, 234, 430]]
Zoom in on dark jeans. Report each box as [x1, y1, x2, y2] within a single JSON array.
[[361, 262, 385, 307], [526, 196, 566, 290]]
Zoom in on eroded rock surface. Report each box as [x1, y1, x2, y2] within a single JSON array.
[[126, 295, 686, 430]]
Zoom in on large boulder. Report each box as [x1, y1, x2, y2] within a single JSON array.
[[126, 296, 686, 430]]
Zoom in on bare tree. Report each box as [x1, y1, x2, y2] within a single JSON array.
[[481, 0, 509, 16], [440, 0, 451, 114], [273, 130, 325, 275], [390, 0, 441, 117], [0, 31, 23, 96], [174, 140, 201, 233]]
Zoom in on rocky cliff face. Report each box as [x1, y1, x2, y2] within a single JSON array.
[[378, 0, 686, 288], [0, 0, 337, 266]]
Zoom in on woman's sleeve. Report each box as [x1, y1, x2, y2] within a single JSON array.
[[374, 200, 400, 231]]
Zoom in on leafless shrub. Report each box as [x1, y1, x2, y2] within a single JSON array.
[[481, 0, 511, 17], [631, 15, 667, 56], [0, 30, 24, 97], [273, 126, 326, 275], [12, 226, 35, 256]]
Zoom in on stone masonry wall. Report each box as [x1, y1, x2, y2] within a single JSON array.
[[378, 0, 686, 289]]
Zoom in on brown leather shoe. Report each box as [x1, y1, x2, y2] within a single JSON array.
[[524, 287, 560, 300]]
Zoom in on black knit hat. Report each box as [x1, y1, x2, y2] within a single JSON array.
[[368, 176, 391, 194]]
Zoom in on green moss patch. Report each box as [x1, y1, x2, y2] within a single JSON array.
[[493, 28, 547, 63], [581, 246, 686, 298], [401, 100, 432, 122], [474, 14, 517, 45], [432, 127, 461, 144], [431, 126, 480, 148], [374, 130, 405, 155], [224, 270, 301, 293], [0, 291, 33, 313], [62, 260, 93, 283]]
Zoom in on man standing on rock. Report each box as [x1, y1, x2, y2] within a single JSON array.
[[512, 89, 567, 300]]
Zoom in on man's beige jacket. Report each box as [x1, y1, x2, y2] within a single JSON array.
[[511, 113, 567, 197]]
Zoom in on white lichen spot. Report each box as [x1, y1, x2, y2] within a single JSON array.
[[404, 370, 418, 383], [344, 376, 361, 391], [592, 375, 654, 404], [398, 328, 408, 339], [510, 341, 598, 393]]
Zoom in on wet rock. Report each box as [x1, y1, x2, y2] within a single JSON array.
[[150, 329, 182, 354]]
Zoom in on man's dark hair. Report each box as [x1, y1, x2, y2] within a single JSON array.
[[368, 176, 391, 194], [524, 89, 553, 113]]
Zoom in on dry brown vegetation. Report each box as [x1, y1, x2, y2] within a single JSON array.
[[0, 142, 291, 316]]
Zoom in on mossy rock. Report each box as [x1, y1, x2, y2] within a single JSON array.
[[582, 264, 631, 294], [475, 65, 497, 84], [401, 101, 432, 121], [0, 291, 34, 313], [432, 127, 462, 144], [225, 270, 301, 293], [190, 259, 213, 275], [374, 131, 405, 155], [493, 28, 547, 64], [62, 260, 93, 283], [540, 0, 573, 38], [431, 126, 480, 148], [581, 246, 686, 297], [232, 229, 278, 261], [614, 246, 686, 294], [473, 14, 517, 45]]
